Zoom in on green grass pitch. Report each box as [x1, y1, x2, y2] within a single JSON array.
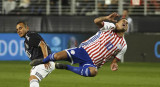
[[0, 61, 160, 87]]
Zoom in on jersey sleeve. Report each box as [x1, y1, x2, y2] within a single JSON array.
[[100, 22, 116, 32], [115, 45, 127, 60], [29, 33, 43, 47]]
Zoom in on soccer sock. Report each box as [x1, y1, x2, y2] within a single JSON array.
[[30, 79, 39, 87], [66, 65, 91, 77], [43, 53, 56, 63]]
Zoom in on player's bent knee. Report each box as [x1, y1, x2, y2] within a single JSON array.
[[89, 67, 98, 77], [29, 75, 39, 81]]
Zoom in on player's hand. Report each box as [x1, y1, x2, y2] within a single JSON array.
[[110, 62, 118, 71], [107, 12, 119, 22], [44, 62, 51, 69]]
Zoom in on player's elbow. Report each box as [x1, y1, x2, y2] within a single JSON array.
[[94, 19, 103, 28], [94, 18, 99, 24]]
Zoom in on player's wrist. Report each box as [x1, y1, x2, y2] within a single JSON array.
[[112, 58, 118, 63]]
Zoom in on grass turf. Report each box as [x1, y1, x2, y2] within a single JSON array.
[[0, 61, 160, 87]]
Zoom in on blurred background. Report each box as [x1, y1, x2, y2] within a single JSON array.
[[0, 0, 160, 87]]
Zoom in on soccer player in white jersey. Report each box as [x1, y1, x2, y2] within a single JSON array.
[[30, 12, 128, 77]]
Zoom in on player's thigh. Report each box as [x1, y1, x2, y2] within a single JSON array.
[[54, 51, 68, 60], [30, 62, 55, 81], [88, 67, 98, 77]]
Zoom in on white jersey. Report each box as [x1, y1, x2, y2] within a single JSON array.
[[79, 22, 127, 67]]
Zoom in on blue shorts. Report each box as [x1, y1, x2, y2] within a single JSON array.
[[65, 47, 97, 68]]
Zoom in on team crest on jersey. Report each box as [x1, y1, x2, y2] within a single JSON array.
[[117, 43, 122, 50], [70, 50, 75, 55]]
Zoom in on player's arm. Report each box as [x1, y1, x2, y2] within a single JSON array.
[[110, 58, 119, 71], [29, 33, 49, 60], [111, 45, 127, 71], [39, 40, 48, 58], [39, 40, 50, 69], [94, 12, 119, 28]]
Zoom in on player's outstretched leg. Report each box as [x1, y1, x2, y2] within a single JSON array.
[[30, 51, 68, 66], [30, 53, 55, 66], [67, 65, 97, 77], [55, 63, 97, 77]]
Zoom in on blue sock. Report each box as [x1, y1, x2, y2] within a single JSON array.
[[43, 53, 55, 63], [66, 65, 91, 77]]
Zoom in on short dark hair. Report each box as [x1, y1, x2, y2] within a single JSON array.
[[16, 21, 28, 28], [117, 18, 127, 23]]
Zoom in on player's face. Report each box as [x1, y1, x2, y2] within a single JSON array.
[[16, 23, 29, 37], [116, 19, 128, 32]]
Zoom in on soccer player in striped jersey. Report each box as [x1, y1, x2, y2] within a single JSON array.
[[30, 12, 128, 77]]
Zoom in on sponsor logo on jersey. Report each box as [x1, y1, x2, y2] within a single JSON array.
[[117, 43, 122, 50]]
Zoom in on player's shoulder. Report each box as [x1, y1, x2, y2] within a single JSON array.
[[104, 22, 115, 27], [25, 31, 42, 41], [122, 37, 127, 46], [26, 31, 41, 38], [27, 31, 39, 36], [100, 22, 116, 32]]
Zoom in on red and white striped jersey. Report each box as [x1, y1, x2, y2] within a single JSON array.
[[79, 22, 127, 67]]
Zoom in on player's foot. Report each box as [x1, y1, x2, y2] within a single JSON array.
[[55, 63, 67, 69], [30, 59, 44, 66]]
